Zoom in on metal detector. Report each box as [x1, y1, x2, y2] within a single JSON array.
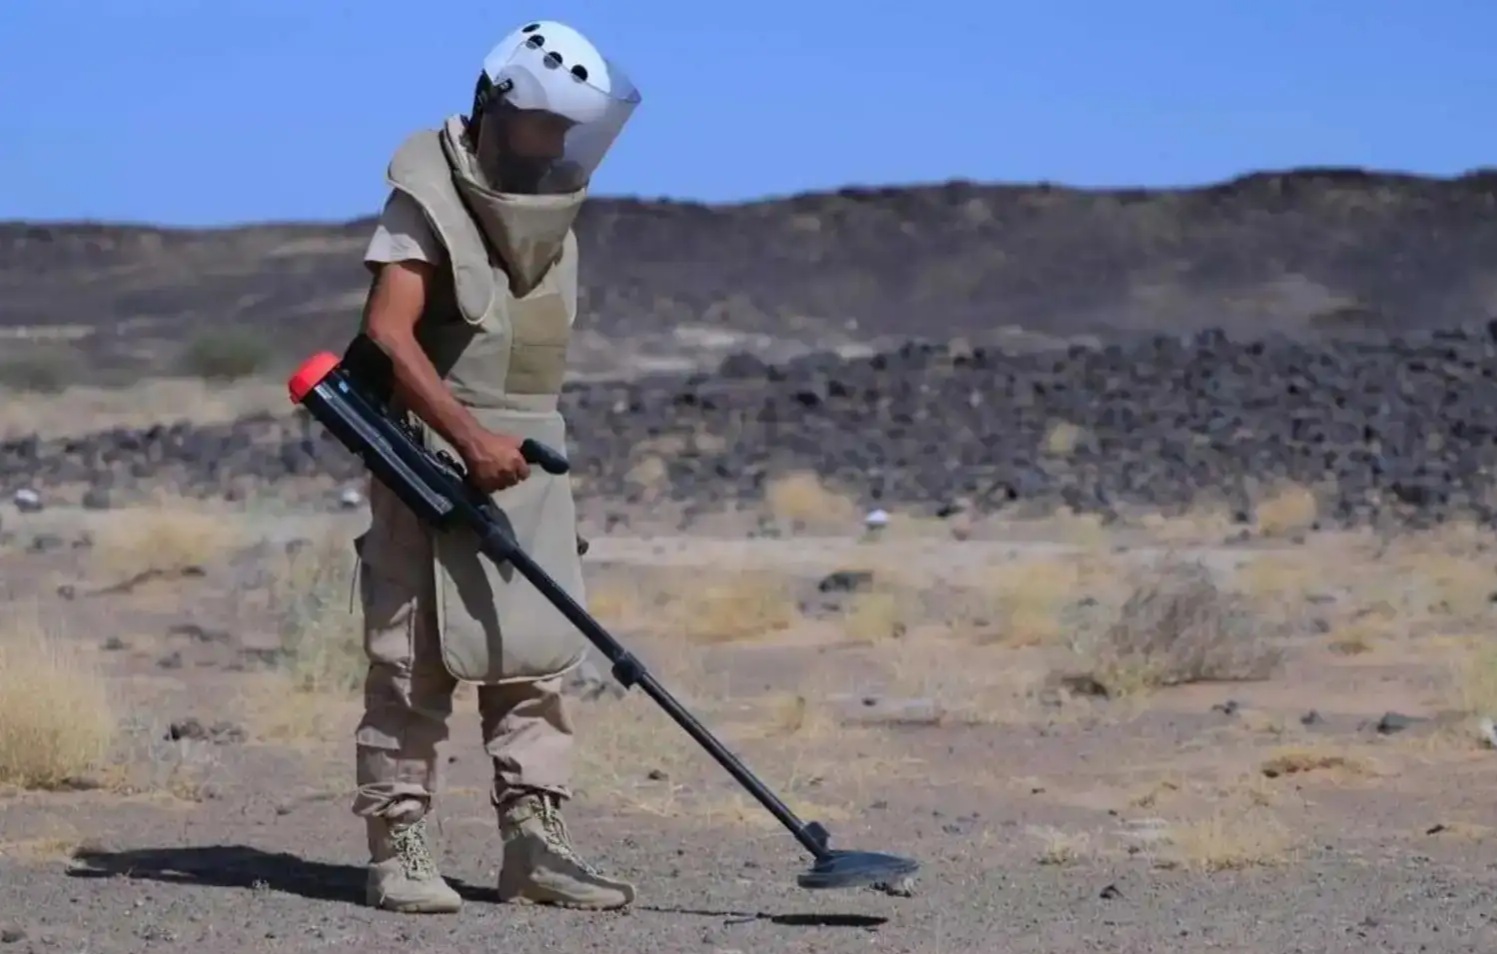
[[286, 337, 920, 892]]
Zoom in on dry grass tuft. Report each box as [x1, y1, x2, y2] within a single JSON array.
[[0, 827, 91, 865], [1160, 808, 1295, 871], [754, 692, 840, 739], [268, 533, 365, 694], [1259, 745, 1377, 780], [1081, 557, 1281, 696], [592, 566, 801, 644], [838, 585, 921, 643], [672, 569, 799, 643], [1368, 519, 1497, 620], [1397, 552, 1497, 620], [1455, 642, 1497, 724], [0, 607, 116, 789], [1233, 551, 1322, 614], [1325, 612, 1395, 655], [1252, 482, 1319, 537], [1030, 825, 1095, 865], [236, 673, 361, 747], [1045, 507, 1111, 547], [764, 470, 860, 533], [88, 505, 245, 580], [1136, 503, 1238, 545], [585, 569, 660, 630], [959, 557, 1084, 647], [1041, 420, 1087, 457]]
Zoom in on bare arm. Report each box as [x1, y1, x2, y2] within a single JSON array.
[[361, 260, 486, 457]]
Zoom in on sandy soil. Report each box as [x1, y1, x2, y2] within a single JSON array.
[[4, 495, 1497, 954]]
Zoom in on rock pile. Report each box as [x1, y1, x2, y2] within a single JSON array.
[[7, 324, 1497, 528]]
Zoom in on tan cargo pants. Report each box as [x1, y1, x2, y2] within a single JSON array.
[[350, 492, 574, 820]]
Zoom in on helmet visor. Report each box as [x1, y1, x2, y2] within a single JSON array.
[[480, 38, 641, 194]]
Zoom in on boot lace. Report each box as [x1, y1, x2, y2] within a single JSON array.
[[533, 795, 602, 876], [391, 817, 440, 880]]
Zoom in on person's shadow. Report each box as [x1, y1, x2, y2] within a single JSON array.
[[66, 845, 887, 928]]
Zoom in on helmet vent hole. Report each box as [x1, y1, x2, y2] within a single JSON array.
[[543, 51, 563, 68], [522, 23, 540, 32], [526, 34, 545, 48], [570, 64, 589, 81]]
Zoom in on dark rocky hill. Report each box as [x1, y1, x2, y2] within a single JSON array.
[[8, 323, 1497, 533], [5, 166, 1497, 384]]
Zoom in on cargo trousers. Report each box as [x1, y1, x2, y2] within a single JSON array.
[[349, 483, 575, 820]]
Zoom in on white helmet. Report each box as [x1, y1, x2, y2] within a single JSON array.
[[472, 20, 641, 192], [480, 21, 632, 125]]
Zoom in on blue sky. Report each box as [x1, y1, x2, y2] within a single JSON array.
[[2, 0, 1493, 226]]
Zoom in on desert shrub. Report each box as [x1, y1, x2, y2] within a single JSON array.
[[178, 328, 273, 381], [0, 351, 78, 393], [0, 610, 116, 789], [270, 534, 366, 694], [1088, 557, 1282, 695]]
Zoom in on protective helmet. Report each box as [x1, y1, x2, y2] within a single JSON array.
[[471, 20, 641, 192], [480, 21, 629, 124]]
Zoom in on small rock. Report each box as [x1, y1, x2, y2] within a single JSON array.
[[167, 622, 231, 644], [100, 636, 127, 651], [1374, 711, 1421, 735], [81, 487, 111, 510], [1099, 883, 1123, 900], [871, 875, 917, 897], [1477, 716, 1497, 748], [817, 570, 875, 594], [339, 487, 363, 509], [833, 694, 945, 725], [12, 488, 42, 513], [166, 719, 248, 744], [1211, 700, 1241, 716], [27, 533, 64, 553], [157, 651, 184, 670], [0, 927, 25, 943], [1301, 710, 1323, 726], [1055, 673, 1109, 698], [167, 718, 211, 741]]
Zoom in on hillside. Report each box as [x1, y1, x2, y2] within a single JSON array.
[[4, 166, 1497, 385]]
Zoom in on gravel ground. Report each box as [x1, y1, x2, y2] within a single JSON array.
[[6, 513, 1497, 954]]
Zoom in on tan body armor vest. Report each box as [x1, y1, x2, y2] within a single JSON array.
[[357, 121, 588, 685]]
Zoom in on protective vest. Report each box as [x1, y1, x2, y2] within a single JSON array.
[[358, 116, 589, 685]]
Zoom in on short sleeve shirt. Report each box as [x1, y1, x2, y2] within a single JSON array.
[[363, 190, 446, 269]]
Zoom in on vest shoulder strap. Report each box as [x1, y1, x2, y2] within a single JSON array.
[[386, 129, 494, 325]]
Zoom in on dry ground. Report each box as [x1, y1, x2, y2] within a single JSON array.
[[0, 376, 293, 442], [4, 475, 1497, 953]]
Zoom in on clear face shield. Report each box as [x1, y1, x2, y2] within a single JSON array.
[[472, 37, 641, 196]]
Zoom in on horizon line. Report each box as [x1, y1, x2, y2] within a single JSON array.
[[5, 163, 1496, 233]]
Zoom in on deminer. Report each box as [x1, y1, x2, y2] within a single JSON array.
[[348, 20, 641, 914]]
